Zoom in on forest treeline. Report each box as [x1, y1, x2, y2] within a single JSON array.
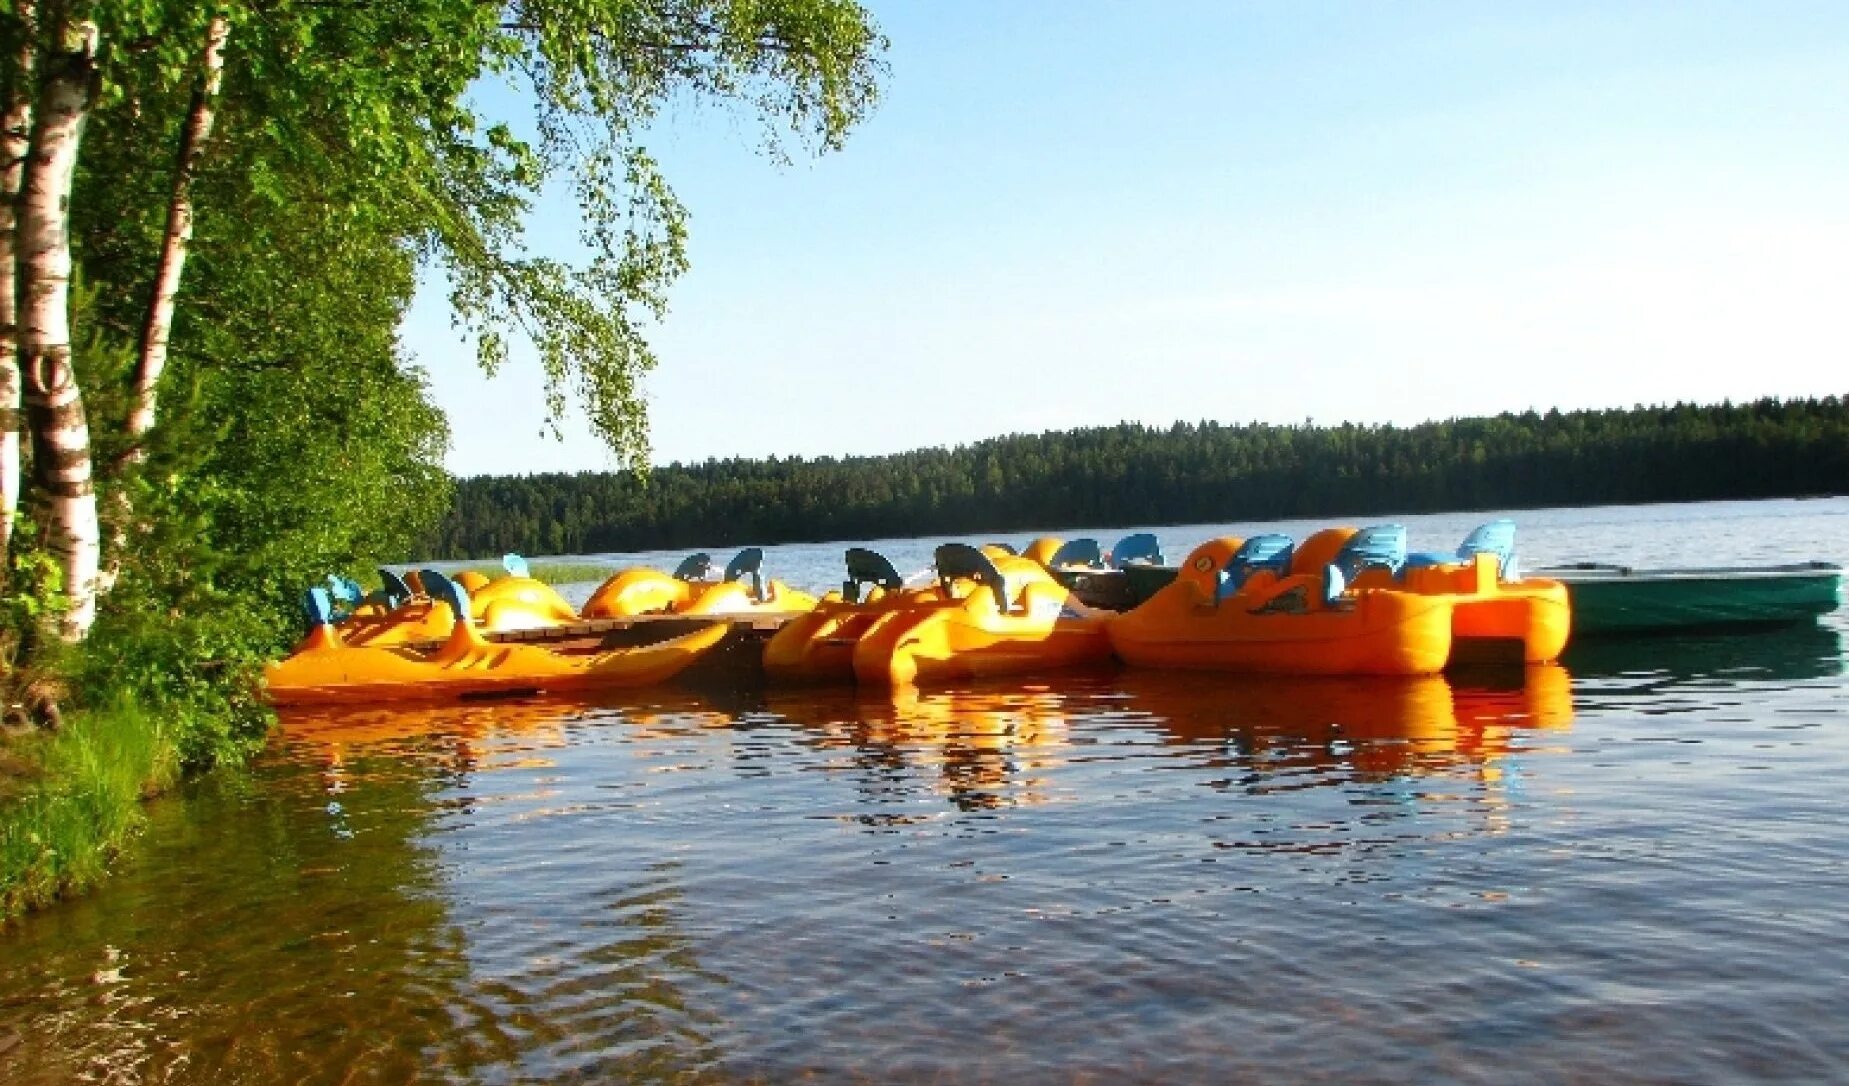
[[425, 396, 1849, 559]]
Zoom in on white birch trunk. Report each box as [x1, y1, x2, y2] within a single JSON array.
[[126, 13, 228, 447], [18, 17, 98, 639], [0, 0, 35, 558]]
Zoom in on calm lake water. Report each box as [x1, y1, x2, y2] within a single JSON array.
[[3, 498, 1846, 1084]]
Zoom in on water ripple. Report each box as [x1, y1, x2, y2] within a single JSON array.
[[3, 543, 1849, 1082]]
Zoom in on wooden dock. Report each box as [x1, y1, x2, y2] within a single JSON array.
[[481, 611, 811, 688], [485, 611, 803, 645]]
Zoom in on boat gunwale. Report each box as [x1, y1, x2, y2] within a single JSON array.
[[1536, 561, 1842, 583]]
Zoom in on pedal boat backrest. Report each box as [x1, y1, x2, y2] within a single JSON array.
[[724, 547, 766, 600], [323, 574, 367, 621], [1402, 519, 1519, 579], [293, 585, 349, 651], [1459, 518, 1518, 579], [843, 547, 904, 604], [1047, 537, 1104, 570], [326, 574, 363, 606], [1110, 533, 1163, 568], [1216, 534, 1295, 601], [502, 553, 531, 578], [303, 585, 337, 631], [419, 570, 497, 656], [935, 543, 1016, 613], [672, 552, 714, 582], [378, 569, 412, 607], [419, 569, 471, 623], [1331, 524, 1407, 585]]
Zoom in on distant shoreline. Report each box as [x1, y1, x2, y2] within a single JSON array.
[[425, 396, 1849, 560]]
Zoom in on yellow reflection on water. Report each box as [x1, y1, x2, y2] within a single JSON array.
[[1110, 663, 1574, 784], [766, 683, 1073, 811]]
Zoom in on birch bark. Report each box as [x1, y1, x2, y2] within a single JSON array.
[[18, 15, 99, 638], [125, 13, 228, 449], [0, 0, 35, 558]]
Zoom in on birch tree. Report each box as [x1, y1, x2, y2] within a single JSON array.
[[1, 0, 884, 642], [123, 11, 225, 452], [16, 9, 97, 637], [0, 6, 29, 559]]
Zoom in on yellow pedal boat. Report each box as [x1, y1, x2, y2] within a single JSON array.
[[1304, 521, 1571, 665], [330, 560, 581, 647], [1107, 535, 1457, 676], [763, 547, 941, 683], [266, 573, 729, 706], [852, 544, 1113, 686], [1033, 533, 1165, 611], [581, 547, 818, 619], [1375, 519, 1572, 664]]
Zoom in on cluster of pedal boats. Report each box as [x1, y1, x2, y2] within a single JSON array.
[[266, 520, 1578, 705]]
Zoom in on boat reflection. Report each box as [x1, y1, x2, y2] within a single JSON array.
[[1105, 664, 1573, 784], [1563, 620, 1844, 682], [761, 664, 1575, 817], [765, 683, 1073, 812], [273, 689, 753, 816], [4, 705, 729, 1084]]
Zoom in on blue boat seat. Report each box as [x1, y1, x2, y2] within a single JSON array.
[[502, 553, 530, 578], [321, 574, 364, 621], [303, 586, 336, 630], [1459, 518, 1518, 578], [843, 547, 904, 604], [724, 547, 766, 601], [378, 568, 412, 607], [672, 552, 713, 582], [935, 543, 1016, 612], [1048, 537, 1104, 569], [1331, 524, 1407, 583], [1217, 534, 1295, 600], [1322, 564, 1349, 606], [1402, 550, 1455, 569], [1111, 533, 1163, 568], [325, 574, 363, 608], [419, 570, 471, 625], [1401, 519, 1519, 579]]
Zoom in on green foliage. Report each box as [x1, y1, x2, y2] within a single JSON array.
[[0, 0, 886, 917], [0, 523, 75, 751], [447, 0, 889, 467], [0, 519, 70, 653], [424, 396, 1849, 558]]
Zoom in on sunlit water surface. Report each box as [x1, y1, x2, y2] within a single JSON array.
[[2, 498, 1846, 1084]]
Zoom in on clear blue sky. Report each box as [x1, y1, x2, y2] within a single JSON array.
[[401, 2, 1849, 477]]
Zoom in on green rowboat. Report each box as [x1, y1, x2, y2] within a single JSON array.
[[1537, 562, 1842, 636], [1101, 560, 1842, 638]]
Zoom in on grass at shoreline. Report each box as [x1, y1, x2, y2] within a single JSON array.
[[0, 558, 623, 923], [0, 703, 178, 921]]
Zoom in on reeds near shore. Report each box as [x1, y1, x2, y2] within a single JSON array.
[[0, 703, 178, 920]]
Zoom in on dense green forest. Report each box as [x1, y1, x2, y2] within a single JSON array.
[[426, 396, 1849, 558]]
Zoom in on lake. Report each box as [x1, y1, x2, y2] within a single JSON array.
[[2, 497, 1845, 1083]]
